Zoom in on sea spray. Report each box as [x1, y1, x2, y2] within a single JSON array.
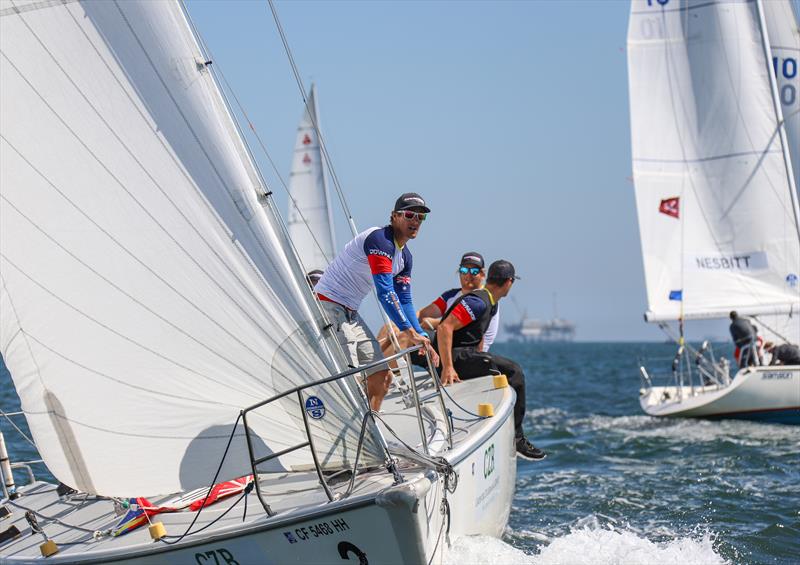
[[443, 526, 728, 565]]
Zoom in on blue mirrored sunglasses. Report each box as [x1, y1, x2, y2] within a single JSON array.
[[459, 266, 481, 276]]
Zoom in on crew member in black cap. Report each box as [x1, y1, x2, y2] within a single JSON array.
[[434, 260, 546, 461], [314, 193, 437, 410], [306, 269, 324, 289]]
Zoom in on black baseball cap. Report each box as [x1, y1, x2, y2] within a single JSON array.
[[487, 260, 520, 281], [306, 269, 324, 283], [393, 192, 430, 213], [459, 252, 484, 268]]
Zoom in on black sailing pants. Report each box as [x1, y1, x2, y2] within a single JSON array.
[[449, 348, 528, 439]]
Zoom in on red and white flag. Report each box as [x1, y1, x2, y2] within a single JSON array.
[[659, 197, 680, 219]]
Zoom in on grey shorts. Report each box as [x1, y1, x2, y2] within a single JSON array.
[[320, 300, 389, 376]]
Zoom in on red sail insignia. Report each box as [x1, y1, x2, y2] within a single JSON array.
[[659, 197, 680, 219]]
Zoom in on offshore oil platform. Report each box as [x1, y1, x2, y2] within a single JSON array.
[[505, 293, 576, 342]]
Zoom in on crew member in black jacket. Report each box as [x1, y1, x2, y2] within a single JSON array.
[[434, 260, 546, 461], [729, 311, 759, 367]]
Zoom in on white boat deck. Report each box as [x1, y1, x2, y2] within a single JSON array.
[[0, 375, 512, 563]]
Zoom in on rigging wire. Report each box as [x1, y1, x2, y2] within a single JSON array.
[[751, 313, 794, 343], [265, 0, 406, 355], [158, 413, 243, 545], [0, 409, 37, 449], [266, 0, 357, 235], [189, 46, 334, 269]]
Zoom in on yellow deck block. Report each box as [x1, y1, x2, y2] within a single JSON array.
[[39, 540, 58, 557], [148, 522, 167, 541], [478, 403, 494, 417], [493, 374, 509, 389]]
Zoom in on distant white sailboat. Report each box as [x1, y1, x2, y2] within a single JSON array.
[[627, 0, 800, 424], [0, 1, 516, 561], [287, 84, 337, 273]]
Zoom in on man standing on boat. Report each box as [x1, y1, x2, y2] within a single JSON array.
[[434, 260, 546, 461], [729, 311, 759, 368], [314, 193, 436, 411]]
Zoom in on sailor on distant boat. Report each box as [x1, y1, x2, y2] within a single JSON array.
[[433, 260, 546, 461], [314, 193, 437, 410], [729, 311, 760, 368], [763, 342, 800, 366]]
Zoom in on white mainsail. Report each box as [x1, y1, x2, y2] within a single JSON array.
[[0, 0, 382, 498], [763, 0, 800, 200], [627, 0, 800, 322], [287, 84, 336, 273]]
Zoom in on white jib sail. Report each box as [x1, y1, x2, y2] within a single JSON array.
[[287, 84, 337, 273], [764, 0, 800, 201], [0, 0, 382, 497], [627, 0, 800, 322]]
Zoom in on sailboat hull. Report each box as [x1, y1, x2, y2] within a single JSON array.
[[640, 366, 800, 425], [0, 377, 516, 564]]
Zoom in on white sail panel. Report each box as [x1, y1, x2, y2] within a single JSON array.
[[0, 0, 381, 497], [763, 0, 800, 199], [627, 0, 800, 321], [287, 84, 337, 272]]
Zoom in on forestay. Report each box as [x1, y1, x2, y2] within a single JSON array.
[[627, 0, 800, 322], [0, 0, 382, 498], [287, 84, 337, 273]]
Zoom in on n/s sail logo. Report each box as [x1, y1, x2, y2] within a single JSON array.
[[305, 396, 326, 420]]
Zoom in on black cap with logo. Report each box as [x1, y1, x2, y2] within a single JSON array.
[[459, 252, 485, 268], [306, 269, 324, 286], [487, 260, 520, 281], [393, 192, 431, 213]]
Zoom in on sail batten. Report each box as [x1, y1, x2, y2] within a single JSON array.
[[627, 0, 800, 322], [1, 0, 380, 497]]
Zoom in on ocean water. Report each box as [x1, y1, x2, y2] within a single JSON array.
[[2, 343, 798, 564], [445, 342, 799, 565]]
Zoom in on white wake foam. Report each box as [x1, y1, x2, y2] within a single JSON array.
[[442, 527, 728, 565]]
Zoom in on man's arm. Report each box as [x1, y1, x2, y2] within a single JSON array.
[[364, 231, 413, 330], [437, 314, 464, 385], [418, 301, 443, 321], [438, 295, 486, 384]]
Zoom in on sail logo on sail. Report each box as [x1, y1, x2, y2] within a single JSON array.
[[305, 396, 326, 420], [658, 197, 679, 219], [691, 252, 768, 271]]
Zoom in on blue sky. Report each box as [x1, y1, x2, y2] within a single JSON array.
[[186, 0, 736, 341]]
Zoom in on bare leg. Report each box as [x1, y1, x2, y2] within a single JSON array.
[[367, 369, 392, 411]]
